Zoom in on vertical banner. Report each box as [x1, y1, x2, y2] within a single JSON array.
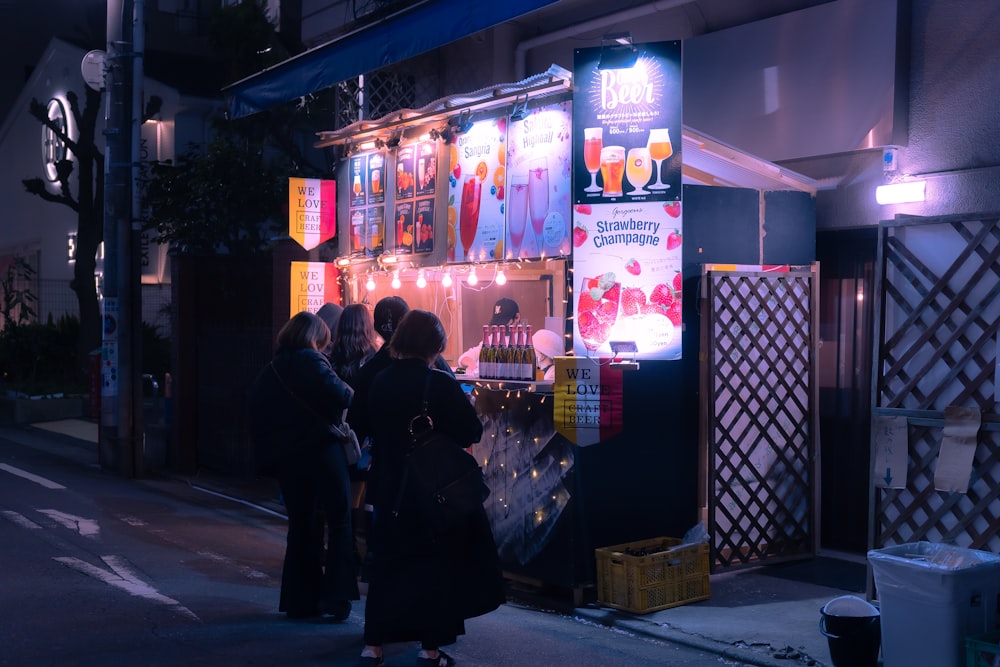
[[553, 356, 623, 446], [572, 42, 683, 361], [447, 116, 506, 263], [505, 99, 573, 258], [289, 261, 341, 318], [288, 177, 337, 250]]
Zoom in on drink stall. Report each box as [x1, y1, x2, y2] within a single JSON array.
[[287, 40, 817, 599]]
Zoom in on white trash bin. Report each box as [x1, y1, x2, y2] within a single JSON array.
[[869, 542, 1000, 667]]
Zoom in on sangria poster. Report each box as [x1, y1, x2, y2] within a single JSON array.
[[447, 116, 506, 263], [571, 40, 683, 361], [504, 100, 572, 259]]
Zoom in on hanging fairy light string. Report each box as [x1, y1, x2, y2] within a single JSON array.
[[416, 269, 427, 288]]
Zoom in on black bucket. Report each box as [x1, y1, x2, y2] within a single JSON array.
[[819, 595, 881, 667]]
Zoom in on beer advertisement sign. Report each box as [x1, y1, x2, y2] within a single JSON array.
[[288, 177, 337, 251], [289, 261, 341, 318], [553, 356, 624, 446], [571, 41, 683, 361]]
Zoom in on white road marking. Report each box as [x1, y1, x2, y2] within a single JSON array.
[[2, 510, 42, 529], [37, 509, 101, 538], [54, 555, 199, 620], [0, 463, 65, 489]]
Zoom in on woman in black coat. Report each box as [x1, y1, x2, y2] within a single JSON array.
[[358, 310, 505, 667], [248, 311, 359, 621]]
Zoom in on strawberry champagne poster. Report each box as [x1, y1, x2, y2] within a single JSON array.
[[572, 41, 683, 360]]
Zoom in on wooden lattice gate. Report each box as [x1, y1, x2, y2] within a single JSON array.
[[872, 212, 1000, 552], [701, 264, 820, 570]]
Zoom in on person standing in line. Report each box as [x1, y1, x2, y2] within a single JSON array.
[[357, 310, 505, 667], [328, 303, 380, 577], [316, 302, 344, 355], [347, 296, 453, 447], [247, 311, 359, 621]]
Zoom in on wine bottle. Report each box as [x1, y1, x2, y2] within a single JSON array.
[[524, 324, 537, 381], [491, 325, 502, 379], [478, 325, 491, 379], [515, 324, 527, 380]]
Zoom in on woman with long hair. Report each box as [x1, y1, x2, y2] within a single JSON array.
[[329, 303, 380, 388], [247, 311, 359, 621]]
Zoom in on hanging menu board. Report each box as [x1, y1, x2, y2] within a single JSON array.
[[446, 117, 506, 263], [393, 140, 438, 255], [347, 152, 385, 258]]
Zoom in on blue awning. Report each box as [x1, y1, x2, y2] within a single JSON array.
[[223, 0, 559, 118]]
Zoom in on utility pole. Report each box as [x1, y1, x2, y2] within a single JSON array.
[[101, 0, 144, 477]]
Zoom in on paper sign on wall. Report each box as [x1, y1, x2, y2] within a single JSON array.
[[872, 414, 908, 488], [289, 261, 340, 319], [934, 405, 981, 493], [553, 356, 623, 446]]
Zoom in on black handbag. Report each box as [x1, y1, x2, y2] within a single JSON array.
[[394, 371, 489, 534]]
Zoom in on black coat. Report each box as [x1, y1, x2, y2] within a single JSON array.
[[362, 358, 504, 647], [248, 347, 354, 474]]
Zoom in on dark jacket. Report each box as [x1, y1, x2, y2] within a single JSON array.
[[248, 347, 354, 473], [361, 359, 504, 647]]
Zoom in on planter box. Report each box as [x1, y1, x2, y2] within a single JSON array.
[[0, 395, 86, 425]]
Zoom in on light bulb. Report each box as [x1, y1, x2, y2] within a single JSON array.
[[416, 270, 427, 288], [495, 268, 507, 286], [365, 275, 376, 291], [391, 271, 401, 289], [441, 271, 453, 288], [466, 266, 479, 286]]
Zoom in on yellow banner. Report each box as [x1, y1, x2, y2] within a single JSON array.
[[288, 177, 337, 250], [553, 356, 624, 446]]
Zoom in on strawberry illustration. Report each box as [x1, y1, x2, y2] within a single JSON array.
[[621, 287, 646, 316], [650, 283, 675, 308], [625, 258, 641, 275], [667, 230, 682, 249], [666, 300, 682, 325], [672, 271, 683, 293], [642, 303, 667, 316], [664, 201, 681, 218], [574, 204, 592, 215], [573, 225, 589, 247]]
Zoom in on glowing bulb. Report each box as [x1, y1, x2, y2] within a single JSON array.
[[416, 270, 427, 289], [391, 270, 401, 289], [441, 271, 453, 288], [467, 267, 479, 286], [495, 268, 507, 285], [365, 275, 376, 291]]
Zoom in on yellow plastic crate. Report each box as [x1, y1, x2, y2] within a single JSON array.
[[966, 630, 1000, 667], [596, 537, 710, 614]]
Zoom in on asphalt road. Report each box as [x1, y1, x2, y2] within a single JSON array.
[[0, 430, 751, 667]]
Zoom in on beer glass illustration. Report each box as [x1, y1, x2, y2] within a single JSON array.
[[459, 175, 482, 261], [527, 157, 549, 254], [371, 168, 381, 194], [507, 173, 529, 258], [583, 127, 603, 193], [600, 146, 625, 197], [352, 172, 362, 197], [625, 147, 652, 196], [647, 128, 673, 190]]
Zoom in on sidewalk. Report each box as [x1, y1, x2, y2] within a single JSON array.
[[22, 418, 869, 667]]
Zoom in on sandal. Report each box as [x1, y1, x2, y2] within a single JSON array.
[[416, 650, 455, 667]]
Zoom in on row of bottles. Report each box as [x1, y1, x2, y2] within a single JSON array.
[[478, 324, 537, 381]]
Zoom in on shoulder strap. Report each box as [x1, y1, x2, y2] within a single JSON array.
[[270, 361, 344, 425]]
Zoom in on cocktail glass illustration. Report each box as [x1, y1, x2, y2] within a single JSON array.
[[583, 127, 603, 193], [459, 175, 482, 261], [625, 147, 652, 196], [578, 274, 621, 352], [600, 145, 625, 197], [527, 157, 549, 254], [647, 128, 673, 190], [507, 174, 528, 258]]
